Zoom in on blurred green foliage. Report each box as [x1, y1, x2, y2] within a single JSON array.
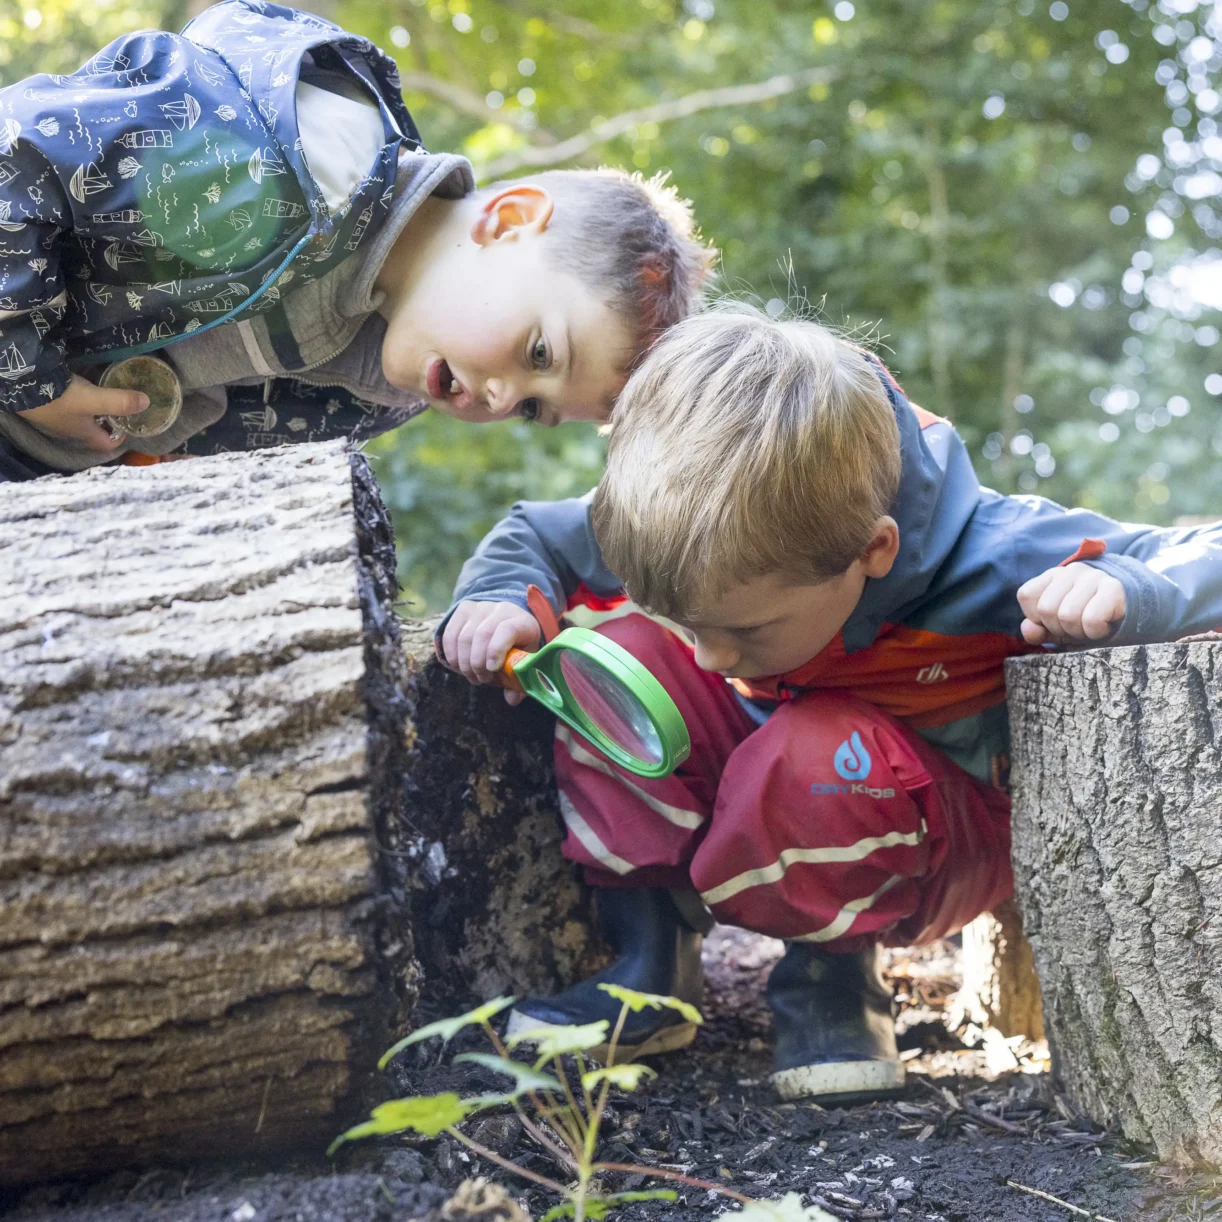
[[371, 412, 606, 612], [3, 0, 1218, 610]]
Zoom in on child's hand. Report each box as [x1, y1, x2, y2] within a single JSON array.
[[16, 374, 149, 451], [1017, 562, 1126, 646], [440, 599, 543, 705]]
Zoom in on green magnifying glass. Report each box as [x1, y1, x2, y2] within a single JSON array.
[[501, 627, 690, 778]]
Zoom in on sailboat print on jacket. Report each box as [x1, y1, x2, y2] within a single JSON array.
[[0, 0, 420, 415]]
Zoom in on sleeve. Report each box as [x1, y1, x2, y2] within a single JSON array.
[[439, 491, 625, 636], [1002, 495, 1222, 644], [0, 128, 73, 415]]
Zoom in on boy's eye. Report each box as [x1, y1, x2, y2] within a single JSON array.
[[518, 397, 542, 422], [530, 336, 550, 369]]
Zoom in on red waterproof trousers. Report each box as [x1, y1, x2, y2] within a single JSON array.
[[555, 615, 1014, 951]]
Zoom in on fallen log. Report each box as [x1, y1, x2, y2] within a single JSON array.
[[0, 441, 597, 1186], [1007, 638, 1222, 1164]]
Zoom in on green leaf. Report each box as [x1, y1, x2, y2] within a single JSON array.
[[717, 1193, 837, 1222], [540, 1191, 678, 1222], [505, 1021, 611, 1060], [378, 997, 516, 1069], [327, 1092, 472, 1154], [597, 984, 704, 1026], [452, 1052, 563, 1094], [581, 1063, 657, 1092]]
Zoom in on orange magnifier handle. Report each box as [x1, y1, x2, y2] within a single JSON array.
[[501, 647, 531, 691]]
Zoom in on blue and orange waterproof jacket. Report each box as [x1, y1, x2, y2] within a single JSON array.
[[446, 366, 1222, 783]]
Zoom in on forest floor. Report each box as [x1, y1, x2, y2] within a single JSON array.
[[3, 929, 1218, 1222]]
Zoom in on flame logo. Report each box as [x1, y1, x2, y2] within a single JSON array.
[[833, 731, 872, 781]]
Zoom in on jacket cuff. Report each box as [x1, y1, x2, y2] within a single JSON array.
[[1081, 553, 1178, 642], [2, 360, 70, 416]]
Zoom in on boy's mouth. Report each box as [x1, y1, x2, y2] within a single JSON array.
[[426, 358, 474, 410]]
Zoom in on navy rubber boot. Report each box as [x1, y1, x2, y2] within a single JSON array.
[[506, 888, 704, 1062], [767, 942, 905, 1102]]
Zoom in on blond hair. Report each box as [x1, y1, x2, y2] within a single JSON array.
[[592, 305, 902, 620], [498, 168, 715, 369]]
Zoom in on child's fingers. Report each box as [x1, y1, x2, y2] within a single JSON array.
[[468, 614, 507, 680], [1020, 616, 1050, 646], [1049, 575, 1099, 640], [47, 410, 126, 452], [439, 609, 472, 671], [1016, 568, 1056, 624], [483, 615, 538, 674], [65, 374, 149, 418], [483, 620, 517, 674], [1081, 580, 1126, 640], [444, 602, 536, 685], [1030, 567, 1082, 641], [89, 385, 151, 417], [451, 608, 491, 682], [81, 417, 128, 452]]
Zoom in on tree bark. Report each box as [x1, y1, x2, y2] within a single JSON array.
[[0, 441, 595, 1187], [1007, 639, 1222, 1164], [396, 619, 606, 1007], [955, 897, 1045, 1041]]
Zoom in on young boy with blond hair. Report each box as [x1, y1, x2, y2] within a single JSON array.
[[0, 0, 710, 480], [441, 305, 1222, 1100]]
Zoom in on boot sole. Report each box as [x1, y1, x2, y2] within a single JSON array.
[[771, 1058, 906, 1103], [506, 1009, 698, 1064]]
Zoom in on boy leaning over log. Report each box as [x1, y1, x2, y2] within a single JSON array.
[[0, 0, 710, 482], [438, 304, 1222, 1103]]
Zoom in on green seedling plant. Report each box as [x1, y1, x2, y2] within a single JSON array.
[[330, 985, 762, 1222]]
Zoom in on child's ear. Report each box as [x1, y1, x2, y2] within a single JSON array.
[[471, 185, 554, 245], [860, 516, 900, 579]]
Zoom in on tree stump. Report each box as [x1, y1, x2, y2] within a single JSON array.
[[1007, 639, 1222, 1164], [0, 441, 596, 1187], [955, 897, 1045, 1042]]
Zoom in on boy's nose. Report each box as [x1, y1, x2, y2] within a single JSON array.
[[693, 635, 739, 674], [483, 379, 517, 417]]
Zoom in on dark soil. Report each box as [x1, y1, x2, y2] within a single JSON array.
[[3, 930, 1216, 1222]]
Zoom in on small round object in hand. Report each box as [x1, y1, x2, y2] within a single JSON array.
[[98, 356, 183, 438]]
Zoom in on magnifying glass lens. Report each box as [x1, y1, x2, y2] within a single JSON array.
[[558, 649, 664, 765]]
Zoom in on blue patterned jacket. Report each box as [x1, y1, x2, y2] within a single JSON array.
[[0, 0, 419, 414]]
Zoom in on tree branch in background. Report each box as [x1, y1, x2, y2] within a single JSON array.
[[919, 118, 953, 406], [478, 65, 839, 180], [542, 10, 644, 49], [400, 72, 556, 141], [495, 0, 645, 49]]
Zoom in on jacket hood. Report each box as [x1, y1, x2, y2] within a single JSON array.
[[841, 368, 983, 654], [182, 0, 419, 235]]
